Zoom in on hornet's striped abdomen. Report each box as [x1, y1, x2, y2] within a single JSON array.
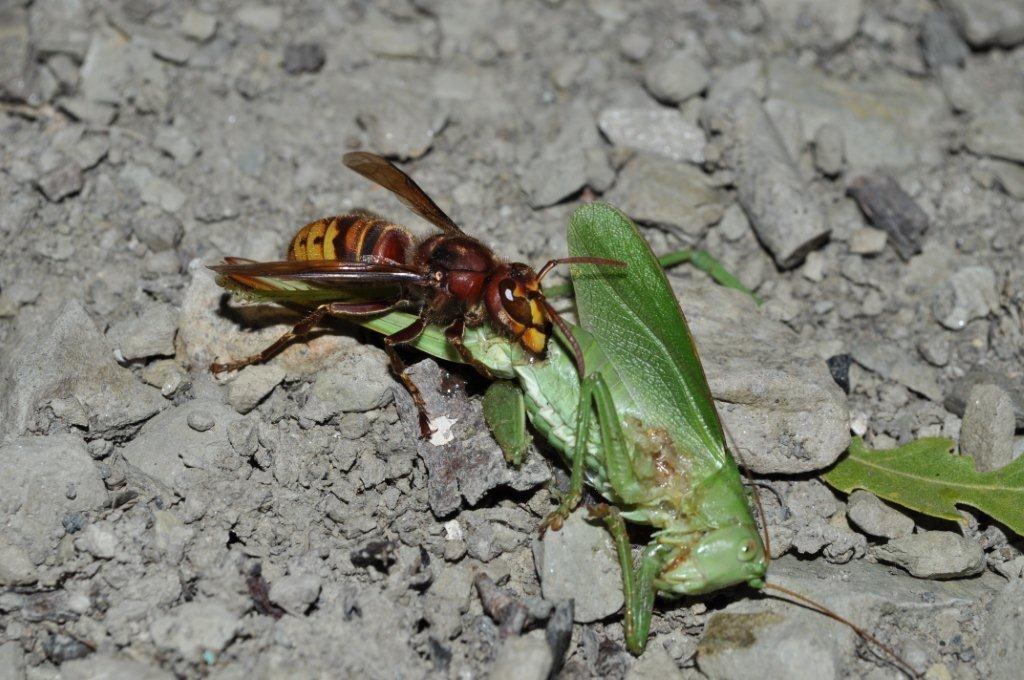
[[287, 213, 413, 265]]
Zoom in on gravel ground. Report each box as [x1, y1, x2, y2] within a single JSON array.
[[1, 1, 1023, 679]]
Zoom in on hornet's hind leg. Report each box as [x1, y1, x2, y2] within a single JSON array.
[[211, 299, 398, 373], [381, 316, 434, 438]]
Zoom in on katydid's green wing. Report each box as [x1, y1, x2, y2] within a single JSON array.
[[567, 203, 729, 473]]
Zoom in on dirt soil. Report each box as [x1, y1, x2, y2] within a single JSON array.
[[1, 1, 1023, 679]]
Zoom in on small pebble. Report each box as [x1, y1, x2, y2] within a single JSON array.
[[181, 9, 218, 42], [873, 531, 984, 579], [283, 43, 326, 75], [960, 384, 1015, 472], [847, 490, 914, 539], [813, 123, 845, 176], [644, 51, 709, 104], [226, 365, 286, 414], [187, 411, 216, 433], [849, 227, 888, 255]]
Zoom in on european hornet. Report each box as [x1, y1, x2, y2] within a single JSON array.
[[210, 152, 621, 435]]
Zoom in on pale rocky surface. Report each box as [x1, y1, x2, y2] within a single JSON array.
[[0, 2, 1021, 679]]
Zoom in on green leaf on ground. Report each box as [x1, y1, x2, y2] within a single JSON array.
[[822, 437, 1024, 536]]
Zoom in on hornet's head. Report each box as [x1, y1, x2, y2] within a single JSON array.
[[483, 263, 551, 355], [483, 256, 627, 373]]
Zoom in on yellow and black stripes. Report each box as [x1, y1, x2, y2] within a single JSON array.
[[287, 214, 412, 265]]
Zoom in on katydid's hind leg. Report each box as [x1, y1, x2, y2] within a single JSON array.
[[383, 317, 433, 438], [658, 248, 762, 304], [444, 318, 494, 379], [211, 304, 330, 373], [589, 504, 662, 655], [482, 381, 529, 466]]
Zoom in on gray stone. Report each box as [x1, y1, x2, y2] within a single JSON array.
[[0, 301, 163, 441], [619, 32, 652, 62], [519, 103, 610, 208], [941, 0, 1024, 47], [284, 43, 326, 75], [674, 282, 850, 474], [29, 0, 91, 61], [0, 6, 39, 105], [393, 360, 550, 517], [932, 266, 998, 331], [0, 435, 107, 566], [598, 108, 706, 163], [946, 367, 1024, 430], [605, 154, 724, 237], [707, 60, 768, 107], [131, 207, 183, 252], [764, 60, 948, 171], [141, 360, 187, 397], [848, 227, 887, 255], [119, 164, 187, 213], [491, 630, 553, 680], [150, 600, 241, 659], [121, 400, 241, 488], [75, 522, 118, 559], [873, 531, 985, 579], [921, 11, 969, 70], [846, 490, 914, 539], [357, 96, 447, 161], [626, 637, 684, 680], [851, 341, 943, 402], [966, 109, 1024, 165], [227, 364, 286, 414], [154, 127, 197, 166], [917, 334, 951, 368], [180, 9, 218, 42], [301, 347, 394, 420], [269, 573, 322, 615], [0, 642, 25, 680], [80, 32, 130, 105], [534, 511, 623, 623], [960, 384, 1016, 472], [983, 580, 1024, 680], [60, 656, 173, 680], [35, 163, 84, 202], [236, 5, 283, 32], [988, 159, 1024, 199], [107, 304, 178, 360], [812, 123, 844, 176], [698, 606, 854, 680], [847, 175, 929, 261], [704, 89, 828, 268], [72, 133, 110, 170], [717, 204, 751, 241], [58, 97, 118, 126], [0, 535, 37, 586], [762, 0, 864, 50], [643, 51, 709, 105]]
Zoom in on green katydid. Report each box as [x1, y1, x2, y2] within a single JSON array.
[[211, 203, 914, 675]]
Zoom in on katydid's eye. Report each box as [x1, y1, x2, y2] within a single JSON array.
[[738, 539, 758, 562]]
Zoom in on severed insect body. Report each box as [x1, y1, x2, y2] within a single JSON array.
[[213, 196, 916, 676], [210, 152, 618, 436]]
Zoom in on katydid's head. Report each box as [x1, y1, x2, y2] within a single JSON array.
[[655, 523, 767, 596]]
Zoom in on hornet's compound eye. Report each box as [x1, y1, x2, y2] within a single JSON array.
[[499, 279, 535, 326], [738, 539, 759, 562]]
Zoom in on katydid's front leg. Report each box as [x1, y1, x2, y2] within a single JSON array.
[[589, 504, 666, 655]]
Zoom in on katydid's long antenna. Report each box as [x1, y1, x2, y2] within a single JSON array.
[[763, 582, 921, 680], [722, 422, 771, 560], [536, 257, 626, 376], [541, 298, 586, 376], [536, 256, 626, 282]]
